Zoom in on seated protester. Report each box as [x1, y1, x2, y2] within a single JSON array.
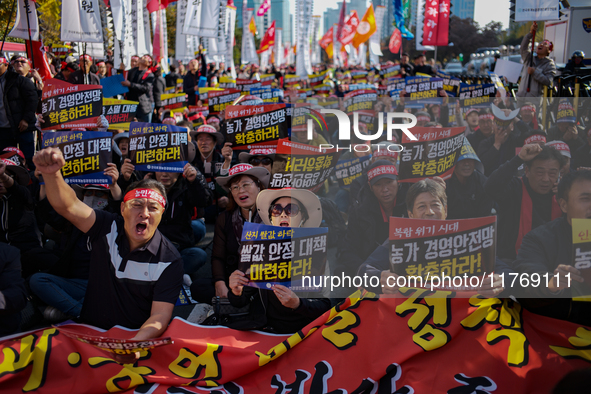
[[238, 148, 275, 174], [228, 188, 330, 333], [335, 160, 409, 287], [512, 169, 591, 326], [112, 132, 130, 170], [0, 243, 27, 336], [547, 104, 586, 154], [546, 140, 572, 177], [463, 108, 480, 136], [359, 179, 503, 296], [30, 179, 123, 322], [445, 139, 493, 219], [152, 162, 212, 279], [477, 105, 524, 176], [0, 160, 42, 269], [467, 109, 494, 156], [33, 147, 183, 349], [484, 144, 565, 261], [348, 141, 401, 208], [515, 104, 539, 136], [573, 127, 591, 170], [68, 55, 101, 85], [190, 164, 270, 303], [190, 125, 232, 223]]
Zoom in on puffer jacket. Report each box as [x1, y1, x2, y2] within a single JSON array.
[[1, 70, 38, 137], [516, 33, 556, 99]]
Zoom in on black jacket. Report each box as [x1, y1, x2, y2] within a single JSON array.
[[165, 72, 181, 88], [125, 67, 154, 116], [0, 182, 42, 252], [574, 143, 591, 169], [67, 70, 101, 85], [477, 131, 524, 176], [466, 128, 488, 157], [227, 285, 331, 334], [484, 155, 559, 260], [335, 182, 409, 281], [445, 170, 493, 219], [158, 172, 212, 250], [183, 53, 207, 106], [0, 243, 27, 336], [153, 75, 166, 109], [0, 70, 38, 136]]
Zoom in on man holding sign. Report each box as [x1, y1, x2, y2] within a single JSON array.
[[33, 147, 183, 356]]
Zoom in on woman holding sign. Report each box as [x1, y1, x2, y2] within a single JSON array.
[[191, 164, 270, 303], [226, 188, 331, 334]]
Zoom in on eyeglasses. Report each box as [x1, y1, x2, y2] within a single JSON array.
[[249, 157, 273, 166], [270, 203, 300, 217], [230, 181, 256, 193]]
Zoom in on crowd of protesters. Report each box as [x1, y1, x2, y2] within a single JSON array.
[[0, 27, 590, 361]]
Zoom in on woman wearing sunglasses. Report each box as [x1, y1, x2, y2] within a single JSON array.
[[226, 188, 330, 334], [190, 164, 270, 302], [238, 148, 276, 173]]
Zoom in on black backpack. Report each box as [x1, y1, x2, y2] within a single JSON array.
[[319, 197, 347, 248]]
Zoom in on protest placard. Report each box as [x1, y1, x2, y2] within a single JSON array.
[[207, 89, 242, 114], [42, 131, 111, 184], [102, 98, 138, 130], [389, 216, 497, 292], [459, 83, 496, 108], [572, 218, 591, 297], [41, 79, 103, 130], [99, 74, 128, 98], [239, 222, 328, 291], [334, 155, 372, 189], [128, 122, 190, 172], [224, 104, 290, 149], [161, 93, 187, 110], [270, 139, 339, 192], [405, 76, 443, 102], [399, 126, 465, 182]]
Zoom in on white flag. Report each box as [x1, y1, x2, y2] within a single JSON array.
[[9, 0, 39, 41], [110, 0, 124, 39], [200, 0, 221, 38], [226, 5, 237, 78], [183, 0, 203, 36], [416, 0, 435, 51], [274, 28, 283, 66], [60, 0, 103, 43], [369, 6, 386, 65], [515, 0, 559, 21]]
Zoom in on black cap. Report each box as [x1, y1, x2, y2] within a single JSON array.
[[402, 52, 410, 57]]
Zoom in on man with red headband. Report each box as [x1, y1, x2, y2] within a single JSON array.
[[121, 54, 155, 122], [68, 54, 100, 85], [516, 21, 556, 101], [0, 57, 38, 163], [32, 147, 183, 346]]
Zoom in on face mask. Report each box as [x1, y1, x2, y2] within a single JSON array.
[[83, 196, 108, 210]]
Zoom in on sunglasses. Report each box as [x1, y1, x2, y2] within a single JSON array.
[[270, 203, 300, 217], [13, 60, 28, 65], [249, 157, 273, 166]]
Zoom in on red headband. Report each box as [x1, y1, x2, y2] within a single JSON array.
[[373, 149, 399, 159], [96, 61, 105, 66], [524, 134, 546, 145], [367, 165, 398, 181], [521, 105, 536, 113], [0, 58, 7, 65], [123, 188, 166, 208], [479, 114, 494, 120], [15, 56, 30, 66], [417, 115, 431, 123], [542, 40, 554, 52]]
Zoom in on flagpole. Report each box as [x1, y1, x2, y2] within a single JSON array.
[[1, 0, 17, 54], [23, 0, 35, 69]]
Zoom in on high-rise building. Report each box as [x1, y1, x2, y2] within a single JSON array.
[[349, 0, 368, 18], [323, 3, 342, 35], [451, 0, 475, 20], [236, 0, 256, 29], [271, 0, 291, 44]]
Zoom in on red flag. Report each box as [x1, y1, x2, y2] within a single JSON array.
[[435, 0, 450, 46], [422, 0, 440, 46], [257, 21, 276, 54], [336, 0, 347, 39], [256, 0, 270, 16], [389, 28, 402, 53], [339, 10, 360, 46], [25, 40, 52, 81], [320, 27, 333, 50], [146, 0, 168, 13], [152, 10, 165, 64]]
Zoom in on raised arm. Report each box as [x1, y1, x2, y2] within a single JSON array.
[[33, 147, 96, 233]]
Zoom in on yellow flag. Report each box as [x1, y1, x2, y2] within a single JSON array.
[[352, 5, 377, 49], [326, 42, 334, 59], [249, 16, 257, 36]]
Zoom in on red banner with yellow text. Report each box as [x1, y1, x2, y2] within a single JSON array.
[[1, 291, 589, 393]]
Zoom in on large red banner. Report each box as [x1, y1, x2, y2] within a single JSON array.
[[0, 291, 589, 393]]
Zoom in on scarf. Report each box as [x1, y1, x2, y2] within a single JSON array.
[[515, 178, 562, 255]]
